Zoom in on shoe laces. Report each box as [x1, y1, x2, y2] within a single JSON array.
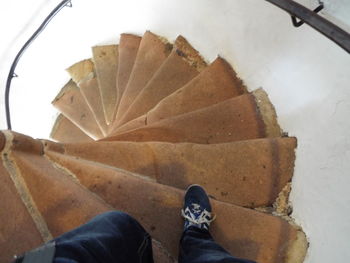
[[181, 204, 216, 226]]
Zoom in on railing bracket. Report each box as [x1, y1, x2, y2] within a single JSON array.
[[291, 2, 324, 27], [66, 1, 72, 8]]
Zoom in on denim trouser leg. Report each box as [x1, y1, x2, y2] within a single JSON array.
[[179, 226, 257, 263], [53, 211, 154, 263]]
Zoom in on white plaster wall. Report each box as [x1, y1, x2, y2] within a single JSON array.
[[1, 0, 349, 262]]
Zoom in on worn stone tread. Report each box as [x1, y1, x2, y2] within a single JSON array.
[[44, 137, 296, 207], [50, 114, 94, 143], [41, 151, 304, 263], [106, 92, 280, 143], [92, 45, 119, 125], [2, 131, 174, 263], [79, 76, 109, 135], [66, 59, 94, 84], [52, 80, 104, 139], [113, 35, 206, 129], [114, 33, 142, 126], [114, 31, 173, 123], [10, 152, 112, 238], [0, 161, 43, 262], [113, 57, 247, 134]]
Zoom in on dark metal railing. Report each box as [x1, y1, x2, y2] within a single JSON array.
[[4, 0, 72, 130], [3, 0, 350, 130], [266, 0, 350, 54]]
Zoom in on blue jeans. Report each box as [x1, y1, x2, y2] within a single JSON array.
[[54, 211, 153, 263], [16, 211, 257, 263]]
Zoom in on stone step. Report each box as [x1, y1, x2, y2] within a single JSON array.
[[52, 80, 104, 139], [114, 31, 173, 123], [0, 131, 178, 263], [42, 148, 306, 263], [50, 114, 94, 143], [79, 75, 109, 135], [66, 59, 109, 135], [114, 33, 142, 123], [114, 57, 247, 134], [2, 131, 112, 238], [45, 137, 296, 207], [66, 59, 94, 84], [0, 146, 43, 262], [114, 35, 207, 128], [92, 45, 119, 125], [105, 90, 281, 143]]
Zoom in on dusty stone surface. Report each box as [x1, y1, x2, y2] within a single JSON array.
[[50, 114, 93, 143], [92, 45, 119, 125]]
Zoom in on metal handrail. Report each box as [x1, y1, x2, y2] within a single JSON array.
[[266, 0, 350, 54], [4, 0, 72, 130]]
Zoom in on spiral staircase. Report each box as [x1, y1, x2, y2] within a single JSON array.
[[0, 31, 308, 263]]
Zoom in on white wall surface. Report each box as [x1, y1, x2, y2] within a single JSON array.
[[1, 0, 349, 262]]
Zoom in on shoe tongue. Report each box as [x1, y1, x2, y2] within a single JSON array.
[[191, 203, 205, 215]]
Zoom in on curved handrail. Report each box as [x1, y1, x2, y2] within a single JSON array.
[[4, 0, 72, 130], [266, 0, 350, 54]]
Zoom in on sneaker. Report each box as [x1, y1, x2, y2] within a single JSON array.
[[181, 184, 216, 231]]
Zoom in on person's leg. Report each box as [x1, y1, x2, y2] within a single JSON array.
[[54, 211, 154, 263], [178, 185, 256, 263], [179, 227, 256, 263]]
